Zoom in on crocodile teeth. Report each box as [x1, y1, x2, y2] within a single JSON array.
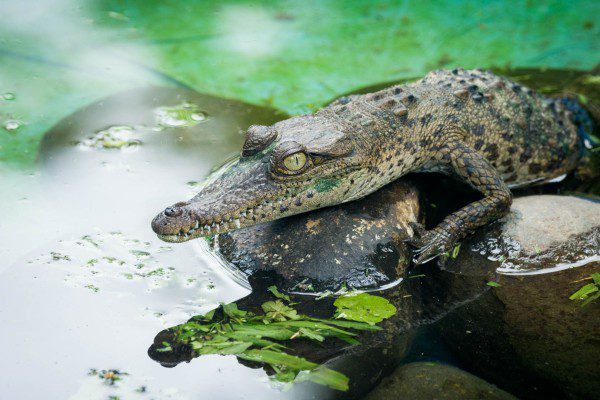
[[204, 224, 210, 231], [215, 224, 220, 233], [241, 212, 247, 218], [194, 221, 199, 229], [234, 219, 241, 229]]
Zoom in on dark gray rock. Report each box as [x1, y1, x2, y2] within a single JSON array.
[[364, 362, 517, 400], [216, 179, 420, 292]]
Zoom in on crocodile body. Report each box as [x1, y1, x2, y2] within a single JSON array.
[[152, 68, 587, 263]]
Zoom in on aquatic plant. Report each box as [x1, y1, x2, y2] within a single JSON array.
[[156, 289, 396, 391], [569, 273, 600, 306]]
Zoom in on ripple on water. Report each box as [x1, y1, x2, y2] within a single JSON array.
[[474, 227, 600, 276], [27, 230, 219, 325]]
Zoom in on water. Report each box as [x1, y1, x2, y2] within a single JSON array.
[[0, 87, 291, 400]]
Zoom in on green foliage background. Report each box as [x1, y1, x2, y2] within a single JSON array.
[[1, 0, 599, 167]]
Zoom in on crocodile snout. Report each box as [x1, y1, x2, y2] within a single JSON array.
[[164, 206, 183, 217], [151, 202, 193, 236]]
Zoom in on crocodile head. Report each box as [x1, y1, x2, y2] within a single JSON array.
[[151, 114, 374, 242]]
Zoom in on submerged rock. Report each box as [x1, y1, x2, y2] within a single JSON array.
[[216, 179, 420, 292], [364, 362, 517, 400], [39, 86, 287, 169], [436, 195, 600, 400]]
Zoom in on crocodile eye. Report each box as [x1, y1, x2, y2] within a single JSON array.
[[282, 152, 307, 171], [271, 141, 312, 176]]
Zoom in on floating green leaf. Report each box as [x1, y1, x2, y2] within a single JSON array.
[[333, 293, 397, 325], [268, 285, 291, 302], [222, 302, 248, 320], [158, 289, 385, 391], [487, 281, 501, 287], [451, 243, 461, 258], [261, 300, 300, 322], [155, 341, 172, 353], [570, 273, 600, 306], [238, 349, 349, 391]]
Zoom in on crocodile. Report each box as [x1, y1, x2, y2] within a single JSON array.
[[151, 68, 594, 264]]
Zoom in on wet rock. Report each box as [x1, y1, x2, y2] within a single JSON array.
[[443, 194, 599, 275], [498, 195, 599, 259], [216, 179, 420, 292], [436, 195, 600, 400], [364, 362, 517, 400]]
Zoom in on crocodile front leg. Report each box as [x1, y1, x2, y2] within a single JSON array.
[[409, 140, 513, 264]]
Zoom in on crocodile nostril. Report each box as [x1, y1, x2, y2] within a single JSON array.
[[164, 206, 183, 217]]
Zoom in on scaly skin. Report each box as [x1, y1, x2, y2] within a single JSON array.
[[152, 68, 584, 264]]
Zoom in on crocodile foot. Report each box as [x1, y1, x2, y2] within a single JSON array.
[[406, 222, 455, 264]]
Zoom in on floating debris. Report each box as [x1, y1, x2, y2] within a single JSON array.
[[129, 249, 151, 259], [51, 252, 71, 261], [79, 125, 141, 150], [88, 368, 129, 386], [569, 273, 600, 306], [108, 11, 129, 21], [154, 102, 208, 128], [85, 284, 100, 293], [2, 92, 16, 101], [3, 119, 22, 132]]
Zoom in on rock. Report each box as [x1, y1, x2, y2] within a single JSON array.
[[216, 179, 420, 292], [363, 362, 517, 400], [499, 195, 599, 256], [436, 195, 600, 400]]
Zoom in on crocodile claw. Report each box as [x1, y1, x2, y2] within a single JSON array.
[[407, 221, 427, 240], [406, 223, 454, 264]]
